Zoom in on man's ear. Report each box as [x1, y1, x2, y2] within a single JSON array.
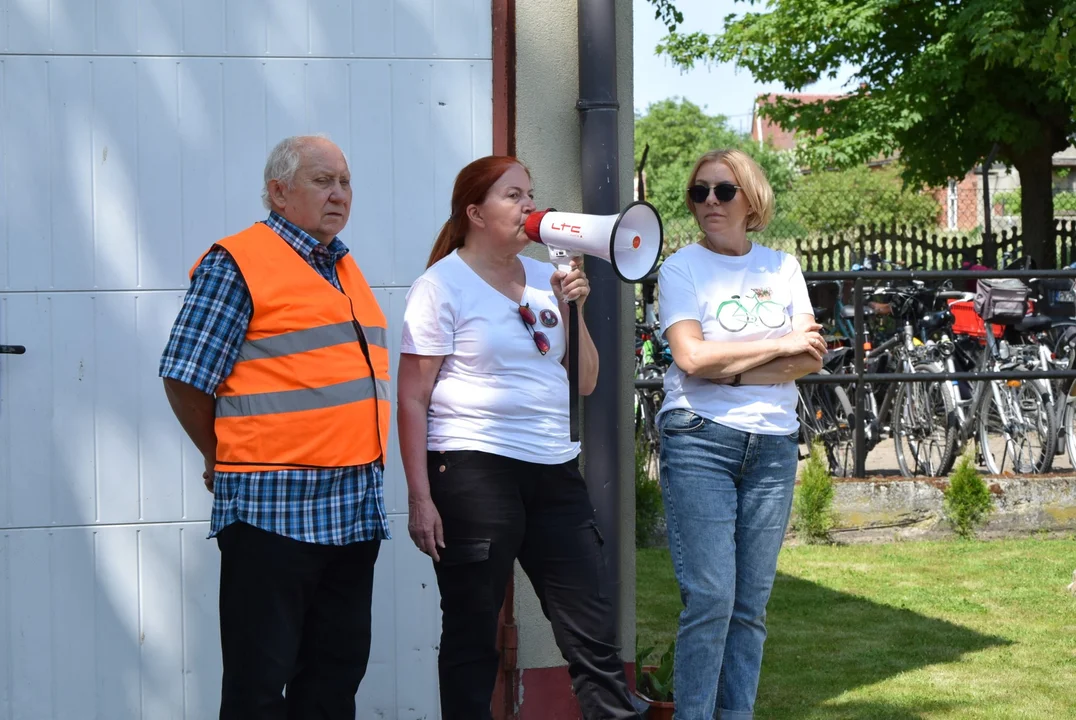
[[267, 179, 288, 211], [466, 204, 485, 229]]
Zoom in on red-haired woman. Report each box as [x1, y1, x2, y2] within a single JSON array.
[[396, 156, 640, 720]]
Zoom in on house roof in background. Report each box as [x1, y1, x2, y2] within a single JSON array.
[[751, 93, 844, 150]]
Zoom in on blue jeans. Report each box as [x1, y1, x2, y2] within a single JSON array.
[[658, 410, 798, 720]]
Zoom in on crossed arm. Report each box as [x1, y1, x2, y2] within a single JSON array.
[[663, 313, 825, 385]]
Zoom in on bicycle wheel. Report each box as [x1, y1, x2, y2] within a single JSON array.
[[892, 362, 957, 477], [978, 379, 1057, 475], [798, 370, 855, 477], [716, 299, 749, 332], [756, 300, 787, 329], [1065, 399, 1076, 469], [1063, 375, 1076, 469], [635, 364, 665, 476]]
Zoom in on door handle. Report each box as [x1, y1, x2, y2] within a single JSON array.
[[0, 345, 25, 354]]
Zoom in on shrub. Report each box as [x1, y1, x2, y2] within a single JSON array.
[[994, 189, 1076, 216], [635, 430, 664, 547], [944, 449, 994, 538], [783, 164, 941, 234], [794, 438, 836, 543]]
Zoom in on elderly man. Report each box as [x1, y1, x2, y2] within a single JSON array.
[[160, 135, 390, 719]]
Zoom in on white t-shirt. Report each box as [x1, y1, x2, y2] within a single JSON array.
[[400, 250, 580, 464], [657, 242, 813, 435]]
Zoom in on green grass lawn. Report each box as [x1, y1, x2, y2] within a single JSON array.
[[637, 538, 1076, 719]]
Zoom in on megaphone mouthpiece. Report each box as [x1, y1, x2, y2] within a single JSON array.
[[524, 209, 551, 244]]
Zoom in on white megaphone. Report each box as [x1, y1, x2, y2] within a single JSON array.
[[523, 201, 663, 282]]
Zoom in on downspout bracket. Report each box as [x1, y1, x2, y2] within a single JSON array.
[[576, 99, 620, 110]]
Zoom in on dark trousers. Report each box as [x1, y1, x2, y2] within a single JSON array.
[[429, 451, 641, 720], [216, 521, 380, 720]]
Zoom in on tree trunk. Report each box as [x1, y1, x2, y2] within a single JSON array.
[[1013, 144, 1057, 269]]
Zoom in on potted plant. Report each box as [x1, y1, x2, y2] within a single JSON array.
[[634, 640, 675, 718]]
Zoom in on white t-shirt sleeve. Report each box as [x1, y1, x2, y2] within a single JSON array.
[[785, 255, 813, 317], [400, 276, 455, 355], [657, 254, 701, 337]]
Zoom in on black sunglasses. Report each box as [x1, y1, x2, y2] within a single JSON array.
[[688, 182, 741, 204], [519, 304, 551, 355]]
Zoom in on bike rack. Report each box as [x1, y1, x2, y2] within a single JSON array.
[[635, 268, 1076, 478]]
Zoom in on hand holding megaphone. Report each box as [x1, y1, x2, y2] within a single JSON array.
[[523, 201, 664, 282], [550, 258, 591, 306]]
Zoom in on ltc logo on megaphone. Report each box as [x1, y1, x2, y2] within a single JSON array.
[[524, 201, 664, 283], [550, 221, 583, 236]]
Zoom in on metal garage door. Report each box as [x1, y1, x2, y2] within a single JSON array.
[[0, 2, 491, 716]]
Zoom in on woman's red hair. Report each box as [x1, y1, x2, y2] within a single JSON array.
[[426, 156, 530, 268]]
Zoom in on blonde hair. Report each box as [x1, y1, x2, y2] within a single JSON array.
[[685, 149, 775, 233]]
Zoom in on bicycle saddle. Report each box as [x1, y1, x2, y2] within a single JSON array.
[[813, 305, 832, 323], [822, 345, 852, 371], [839, 305, 876, 319]]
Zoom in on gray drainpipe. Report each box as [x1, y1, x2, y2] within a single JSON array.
[[577, 0, 625, 627]]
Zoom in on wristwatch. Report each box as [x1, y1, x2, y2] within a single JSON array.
[[731, 373, 742, 387]]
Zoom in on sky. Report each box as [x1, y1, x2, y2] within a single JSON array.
[[632, 0, 855, 133]]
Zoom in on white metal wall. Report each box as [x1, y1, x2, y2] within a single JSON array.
[[0, 2, 492, 717]]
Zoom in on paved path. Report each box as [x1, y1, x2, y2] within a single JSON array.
[[797, 439, 1075, 479]]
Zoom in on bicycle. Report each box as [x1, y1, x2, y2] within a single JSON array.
[[634, 317, 670, 474], [807, 279, 855, 341], [800, 268, 964, 478], [847, 281, 958, 478], [1005, 276, 1076, 468], [797, 367, 855, 476], [944, 295, 1057, 475], [634, 356, 664, 473]]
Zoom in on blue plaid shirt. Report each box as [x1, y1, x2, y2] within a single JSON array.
[[159, 213, 390, 545]]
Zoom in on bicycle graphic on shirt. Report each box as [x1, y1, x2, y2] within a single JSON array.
[[716, 290, 787, 332]]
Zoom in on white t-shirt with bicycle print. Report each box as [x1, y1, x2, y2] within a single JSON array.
[[657, 241, 813, 436]]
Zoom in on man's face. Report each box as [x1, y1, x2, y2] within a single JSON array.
[[271, 139, 352, 244]]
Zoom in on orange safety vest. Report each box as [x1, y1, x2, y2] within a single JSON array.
[[190, 223, 391, 472]]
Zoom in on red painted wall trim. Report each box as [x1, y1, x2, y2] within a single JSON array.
[[491, 0, 516, 156], [491, 1, 517, 717], [515, 664, 637, 720], [492, 579, 518, 720]]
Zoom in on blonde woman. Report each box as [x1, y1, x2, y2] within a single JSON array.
[[657, 149, 825, 719]]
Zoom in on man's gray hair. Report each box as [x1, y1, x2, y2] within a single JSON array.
[[261, 134, 331, 210]]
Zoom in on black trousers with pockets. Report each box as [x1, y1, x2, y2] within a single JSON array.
[[428, 450, 641, 720], [216, 521, 380, 720]]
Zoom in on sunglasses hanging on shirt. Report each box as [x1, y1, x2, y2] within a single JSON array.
[[519, 304, 551, 355], [687, 182, 741, 204]]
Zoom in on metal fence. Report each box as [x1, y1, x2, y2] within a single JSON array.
[[635, 268, 1076, 479], [800, 268, 1076, 477], [655, 178, 1076, 269]]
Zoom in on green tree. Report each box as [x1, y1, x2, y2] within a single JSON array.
[[968, 0, 1076, 105], [648, 0, 1076, 268], [634, 98, 796, 224], [786, 165, 941, 234]]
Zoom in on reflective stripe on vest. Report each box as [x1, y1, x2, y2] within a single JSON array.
[[236, 322, 388, 363], [193, 223, 391, 470], [216, 377, 392, 418]]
